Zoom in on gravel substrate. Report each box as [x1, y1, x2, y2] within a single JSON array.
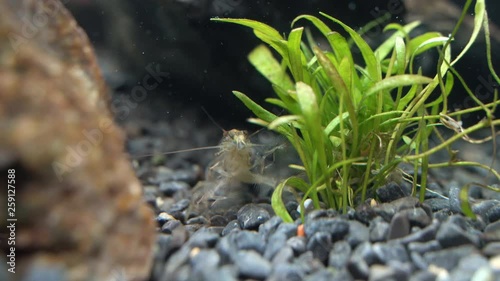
[[127, 118, 500, 281]]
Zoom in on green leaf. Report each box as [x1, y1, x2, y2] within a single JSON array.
[[212, 18, 288, 57], [287, 27, 305, 82], [365, 75, 433, 98], [272, 178, 295, 223], [320, 12, 381, 83], [269, 115, 301, 130], [248, 45, 295, 91]]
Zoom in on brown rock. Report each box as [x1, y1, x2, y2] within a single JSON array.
[[0, 1, 155, 280]]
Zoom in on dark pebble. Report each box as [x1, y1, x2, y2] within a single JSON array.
[[237, 204, 271, 230], [156, 212, 173, 227], [388, 212, 410, 240], [482, 242, 500, 256], [408, 270, 436, 281], [350, 241, 377, 265], [190, 248, 220, 273], [346, 220, 369, 247], [269, 263, 305, 281], [347, 257, 370, 280], [258, 216, 283, 239], [221, 220, 240, 236], [422, 245, 477, 271], [408, 240, 442, 255], [485, 203, 500, 223], [235, 250, 272, 280], [484, 220, 500, 241], [376, 182, 411, 202], [399, 221, 439, 244], [448, 183, 463, 213], [161, 219, 181, 234], [286, 236, 307, 256], [306, 231, 333, 263], [271, 246, 295, 264], [159, 181, 190, 196], [304, 218, 349, 241], [368, 264, 409, 281], [329, 240, 351, 269], [449, 253, 489, 281], [369, 217, 389, 242], [436, 220, 480, 248], [188, 228, 220, 248], [209, 215, 228, 227], [410, 252, 429, 270], [167, 198, 190, 219], [234, 230, 266, 254], [264, 232, 287, 260], [424, 198, 450, 212], [274, 223, 298, 239], [294, 251, 325, 275], [403, 207, 432, 228], [186, 216, 208, 225], [372, 241, 409, 264]]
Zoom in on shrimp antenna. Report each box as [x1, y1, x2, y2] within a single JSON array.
[[201, 106, 226, 132], [131, 145, 222, 159]]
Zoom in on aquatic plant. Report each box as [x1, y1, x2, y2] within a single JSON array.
[[213, 0, 500, 222]]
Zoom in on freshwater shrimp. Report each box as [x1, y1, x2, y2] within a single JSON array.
[[188, 129, 279, 217], [133, 127, 282, 218]]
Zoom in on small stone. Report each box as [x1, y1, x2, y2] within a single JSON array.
[[188, 228, 220, 248], [410, 252, 428, 270], [350, 241, 377, 265], [221, 220, 240, 236], [304, 218, 349, 241], [235, 250, 272, 280], [269, 263, 305, 281], [190, 248, 220, 272], [424, 198, 450, 212], [258, 216, 283, 239], [423, 245, 477, 271], [237, 204, 271, 230], [376, 182, 411, 202], [306, 232, 333, 263], [264, 232, 288, 260], [482, 242, 500, 256], [329, 240, 351, 269], [156, 212, 174, 227], [209, 215, 228, 226], [274, 223, 298, 239], [303, 268, 336, 281], [186, 216, 209, 225], [448, 183, 463, 213], [346, 220, 369, 247], [348, 257, 370, 280], [271, 246, 295, 265], [471, 200, 500, 223], [159, 181, 190, 196], [399, 221, 439, 244], [369, 217, 390, 242], [388, 212, 410, 240], [368, 264, 402, 281], [293, 251, 325, 275], [408, 240, 442, 255], [161, 220, 181, 234], [234, 230, 266, 254], [436, 220, 480, 248], [372, 242, 409, 264], [167, 198, 190, 220], [448, 253, 489, 281], [403, 207, 432, 228], [286, 236, 307, 256], [409, 270, 437, 281]]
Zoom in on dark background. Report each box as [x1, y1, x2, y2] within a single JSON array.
[[65, 0, 500, 129]]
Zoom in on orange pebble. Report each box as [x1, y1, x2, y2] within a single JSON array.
[[297, 224, 305, 237]]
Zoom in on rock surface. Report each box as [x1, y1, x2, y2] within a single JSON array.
[[0, 1, 155, 280]]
